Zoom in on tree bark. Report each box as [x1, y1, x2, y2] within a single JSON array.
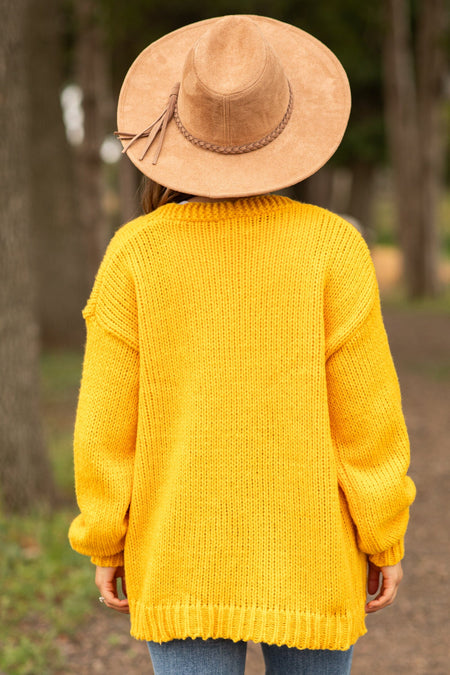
[[383, 0, 446, 298], [0, 0, 58, 513], [304, 167, 334, 209], [290, 167, 334, 209], [119, 158, 141, 223], [415, 0, 447, 296], [74, 0, 113, 285], [26, 0, 88, 348], [348, 161, 376, 239]]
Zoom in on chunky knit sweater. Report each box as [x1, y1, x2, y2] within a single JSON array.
[[69, 195, 415, 650]]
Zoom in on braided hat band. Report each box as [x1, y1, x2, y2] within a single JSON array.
[[115, 81, 294, 165]]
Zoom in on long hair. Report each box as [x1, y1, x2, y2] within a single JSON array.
[[140, 177, 192, 214]]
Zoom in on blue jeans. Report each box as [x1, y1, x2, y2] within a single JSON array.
[[146, 637, 354, 674]]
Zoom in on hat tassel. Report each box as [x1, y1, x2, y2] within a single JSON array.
[[115, 83, 180, 165]]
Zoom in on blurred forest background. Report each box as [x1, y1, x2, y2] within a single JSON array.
[[0, 1, 449, 673]]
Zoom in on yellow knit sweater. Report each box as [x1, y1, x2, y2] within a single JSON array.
[[69, 195, 415, 650]]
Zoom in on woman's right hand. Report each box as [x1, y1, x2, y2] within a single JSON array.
[[365, 560, 403, 613], [95, 565, 130, 614]]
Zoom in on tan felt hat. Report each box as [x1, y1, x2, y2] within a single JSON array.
[[115, 15, 351, 198]]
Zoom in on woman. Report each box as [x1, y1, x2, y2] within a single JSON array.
[[69, 15, 416, 674]]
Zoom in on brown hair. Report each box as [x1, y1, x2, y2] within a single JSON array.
[[140, 177, 193, 214]]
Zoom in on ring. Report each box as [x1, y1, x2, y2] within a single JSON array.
[[99, 596, 105, 604]]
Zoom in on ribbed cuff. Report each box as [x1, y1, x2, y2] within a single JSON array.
[[91, 552, 124, 567], [368, 539, 404, 567]]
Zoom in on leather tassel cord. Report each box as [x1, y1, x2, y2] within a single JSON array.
[[115, 83, 181, 165]]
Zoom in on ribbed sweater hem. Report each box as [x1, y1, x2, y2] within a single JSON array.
[[130, 601, 367, 650]]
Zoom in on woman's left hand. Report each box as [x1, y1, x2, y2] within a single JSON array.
[[95, 565, 130, 614], [365, 560, 403, 613]]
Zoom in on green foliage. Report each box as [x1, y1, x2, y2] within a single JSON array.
[[49, 429, 77, 497], [381, 282, 450, 315], [0, 510, 94, 674], [40, 349, 83, 404], [40, 349, 83, 500], [289, 0, 385, 166], [410, 361, 450, 382], [0, 348, 91, 672], [373, 186, 450, 254], [440, 191, 450, 258]]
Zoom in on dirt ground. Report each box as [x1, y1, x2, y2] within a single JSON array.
[[58, 251, 450, 674]]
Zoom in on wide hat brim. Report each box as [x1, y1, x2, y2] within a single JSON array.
[[117, 15, 351, 198]]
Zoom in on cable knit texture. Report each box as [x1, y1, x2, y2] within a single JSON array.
[[69, 195, 415, 650]]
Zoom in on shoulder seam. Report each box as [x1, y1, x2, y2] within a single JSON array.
[[83, 311, 139, 353], [326, 291, 377, 361], [324, 222, 378, 360], [82, 218, 150, 323]]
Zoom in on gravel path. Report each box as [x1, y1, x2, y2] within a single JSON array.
[[59, 308, 450, 675]]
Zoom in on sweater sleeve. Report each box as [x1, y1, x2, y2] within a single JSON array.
[[325, 229, 416, 566], [68, 239, 139, 566]]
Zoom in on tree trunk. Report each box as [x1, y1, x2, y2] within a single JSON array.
[[305, 167, 334, 208], [383, 0, 445, 298], [0, 0, 58, 513], [74, 0, 113, 285], [415, 0, 447, 296], [119, 158, 141, 223], [348, 161, 376, 240], [290, 167, 334, 208], [26, 0, 88, 349]]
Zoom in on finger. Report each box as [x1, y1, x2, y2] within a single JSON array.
[[121, 574, 128, 598], [103, 596, 130, 614], [99, 588, 130, 613], [367, 563, 381, 596], [97, 579, 130, 613], [365, 578, 398, 613]]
